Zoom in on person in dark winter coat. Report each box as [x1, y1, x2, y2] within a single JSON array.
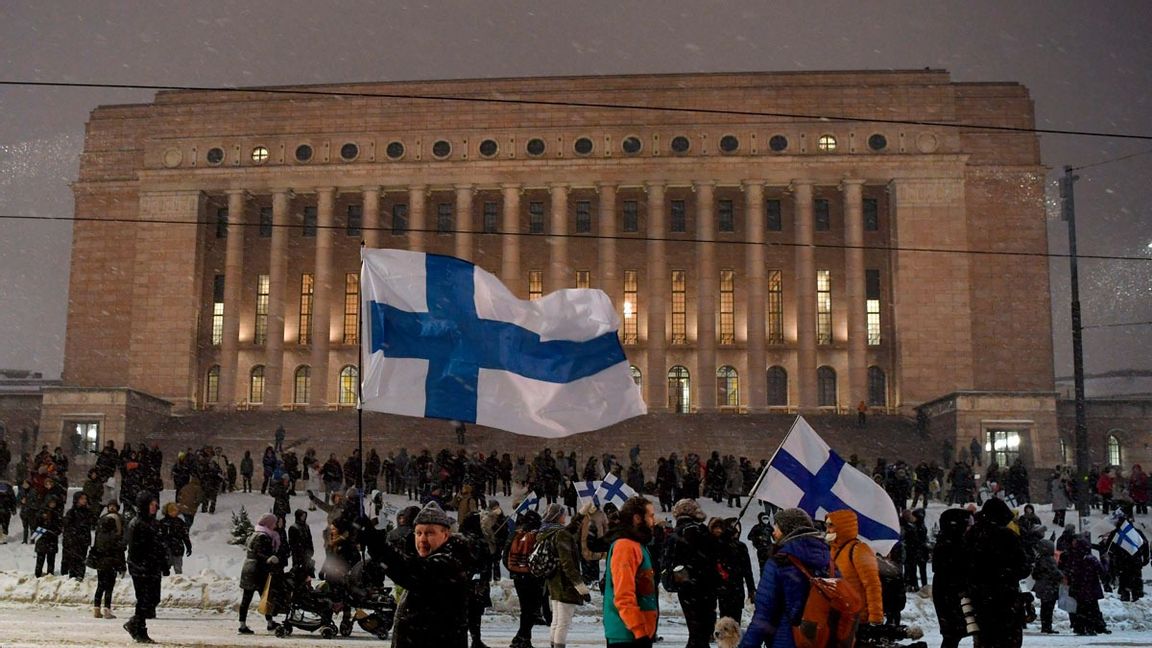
[[1031, 539, 1063, 634], [1103, 510, 1150, 602], [365, 501, 473, 648], [268, 473, 291, 521], [61, 491, 95, 579], [963, 497, 1031, 648], [713, 517, 756, 623], [460, 511, 494, 648], [260, 447, 277, 495], [240, 451, 254, 493], [158, 503, 192, 575], [747, 511, 776, 573], [88, 512, 126, 619], [539, 506, 591, 648], [739, 507, 831, 648], [900, 508, 929, 591], [124, 491, 166, 643], [1059, 535, 1109, 636], [34, 496, 63, 576], [237, 513, 283, 634], [503, 508, 546, 648], [288, 509, 314, 574], [932, 508, 974, 648], [663, 498, 718, 648]]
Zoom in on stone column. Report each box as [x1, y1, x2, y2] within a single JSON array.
[[501, 184, 522, 292], [219, 189, 247, 407], [264, 189, 293, 409], [646, 182, 668, 411], [842, 178, 867, 411], [792, 181, 817, 411], [454, 184, 474, 261], [310, 187, 335, 409], [547, 183, 569, 292], [362, 186, 381, 249], [695, 181, 717, 410], [597, 183, 619, 303], [743, 180, 767, 410], [407, 185, 427, 252]]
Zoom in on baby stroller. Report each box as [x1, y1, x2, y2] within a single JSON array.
[[276, 566, 340, 639], [340, 558, 398, 639]]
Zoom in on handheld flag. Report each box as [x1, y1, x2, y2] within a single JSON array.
[[751, 416, 901, 554], [360, 249, 647, 437], [595, 471, 638, 509], [575, 480, 601, 510], [1114, 520, 1146, 556], [513, 493, 541, 519]]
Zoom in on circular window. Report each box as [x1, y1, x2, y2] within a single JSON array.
[[719, 135, 740, 153], [622, 136, 643, 154], [206, 148, 225, 165], [768, 135, 789, 152], [432, 140, 452, 158], [385, 141, 405, 160], [867, 134, 888, 151], [670, 136, 691, 153], [526, 138, 546, 156], [340, 143, 359, 161], [250, 146, 269, 164], [573, 137, 593, 155], [294, 144, 313, 162], [817, 135, 838, 152], [479, 139, 499, 158]]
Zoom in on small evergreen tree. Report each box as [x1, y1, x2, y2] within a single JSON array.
[[229, 506, 254, 545]]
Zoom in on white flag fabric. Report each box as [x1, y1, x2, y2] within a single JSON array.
[[752, 416, 902, 555], [595, 471, 638, 509], [1114, 520, 1146, 556], [576, 480, 602, 510], [360, 248, 647, 437]]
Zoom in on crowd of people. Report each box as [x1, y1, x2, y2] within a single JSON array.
[[0, 431, 1148, 647]]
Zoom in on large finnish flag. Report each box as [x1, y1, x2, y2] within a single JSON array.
[[360, 249, 647, 437], [752, 416, 901, 555]]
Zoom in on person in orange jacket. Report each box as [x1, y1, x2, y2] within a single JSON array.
[[603, 496, 659, 648], [824, 509, 885, 628]]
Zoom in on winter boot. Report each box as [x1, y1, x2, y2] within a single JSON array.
[[238, 625, 254, 635], [103, 607, 116, 619], [123, 618, 141, 641], [94, 607, 102, 618]]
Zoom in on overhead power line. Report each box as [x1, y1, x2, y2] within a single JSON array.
[[2, 79, 1151, 141], [1070, 148, 1152, 172], [4, 212, 1150, 264], [1082, 320, 1152, 330]]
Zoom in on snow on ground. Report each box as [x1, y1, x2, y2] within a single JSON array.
[[0, 488, 1149, 646]]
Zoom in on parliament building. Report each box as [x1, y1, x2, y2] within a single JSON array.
[[34, 69, 1092, 477]]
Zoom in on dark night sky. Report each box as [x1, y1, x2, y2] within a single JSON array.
[[1, 1, 1149, 381]]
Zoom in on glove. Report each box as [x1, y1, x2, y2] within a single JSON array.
[[186, 547, 193, 557], [266, 555, 280, 566]]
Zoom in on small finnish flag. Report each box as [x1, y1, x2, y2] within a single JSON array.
[[1114, 520, 1146, 556], [595, 471, 638, 509], [514, 493, 541, 519], [576, 480, 602, 510]]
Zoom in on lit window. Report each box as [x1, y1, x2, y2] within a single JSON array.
[[817, 270, 832, 345], [719, 270, 735, 344], [717, 365, 739, 407], [767, 270, 784, 344], [249, 366, 265, 404], [299, 273, 314, 345], [718, 199, 734, 233], [254, 274, 270, 345], [667, 366, 691, 413], [346, 204, 362, 236], [251, 146, 269, 163], [303, 206, 317, 237], [293, 366, 311, 405], [344, 273, 359, 344], [987, 429, 1022, 467], [1108, 434, 1123, 467], [392, 203, 408, 235], [817, 135, 837, 152], [437, 203, 453, 233], [670, 200, 686, 233], [70, 421, 100, 454], [575, 201, 592, 233], [817, 366, 837, 407], [866, 269, 881, 345], [575, 270, 590, 289], [482, 201, 499, 234], [211, 274, 225, 346], [671, 271, 687, 344], [528, 271, 543, 300], [529, 201, 545, 234], [205, 366, 220, 404], [767, 366, 788, 407], [766, 199, 782, 232], [623, 270, 638, 344], [339, 366, 358, 405], [622, 200, 638, 233], [868, 366, 887, 407]]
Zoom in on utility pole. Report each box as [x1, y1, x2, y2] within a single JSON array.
[[1060, 165, 1090, 519]]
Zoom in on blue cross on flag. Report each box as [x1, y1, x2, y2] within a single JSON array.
[[751, 416, 902, 554], [360, 249, 647, 437], [595, 471, 638, 509], [576, 480, 601, 510], [513, 493, 541, 519], [1114, 520, 1146, 555]]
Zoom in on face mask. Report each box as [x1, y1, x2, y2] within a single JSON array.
[[825, 532, 838, 544]]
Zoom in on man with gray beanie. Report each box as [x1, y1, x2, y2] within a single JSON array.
[[364, 501, 473, 648]]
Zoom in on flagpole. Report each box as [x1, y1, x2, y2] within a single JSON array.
[[357, 242, 366, 519], [737, 415, 802, 522]]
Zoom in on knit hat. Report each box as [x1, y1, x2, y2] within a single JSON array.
[[981, 497, 1014, 526], [542, 503, 565, 523], [414, 501, 453, 528], [773, 508, 814, 537], [671, 498, 705, 521]]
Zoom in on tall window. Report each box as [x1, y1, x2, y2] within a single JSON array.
[[814, 198, 830, 231], [622, 270, 638, 344], [817, 366, 837, 407], [215, 207, 229, 238], [671, 271, 687, 344], [868, 366, 887, 407], [298, 273, 314, 345], [391, 203, 408, 234], [529, 201, 545, 234], [767, 269, 784, 344], [303, 206, 317, 237], [863, 198, 880, 232], [575, 270, 590, 289], [338, 365, 358, 405], [718, 199, 735, 233], [719, 270, 735, 344], [344, 273, 359, 344], [205, 365, 220, 404], [249, 365, 265, 404], [211, 274, 225, 346], [717, 366, 739, 407], [575, 200, 592, 233], [866, 269, 881, 345], [70, 421, 100, 455], [622, 200, 639, 233], [668, 366, 691, 413], [259, 206, 273, 238], [293, 366, 311, 404], [1108, 433, 1123, 467], [436, 203, 453, 233], [483, 201, 499, 233], [987, 429, 1021, 467], [766, 199, 783, 232], [254, 274, 270, 345], [817, 269, 832, 345], [670, 200, 686, 233], [528, 271, 543, 300], [767, 366, 788, 407], [346, 204, 362, 236]]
